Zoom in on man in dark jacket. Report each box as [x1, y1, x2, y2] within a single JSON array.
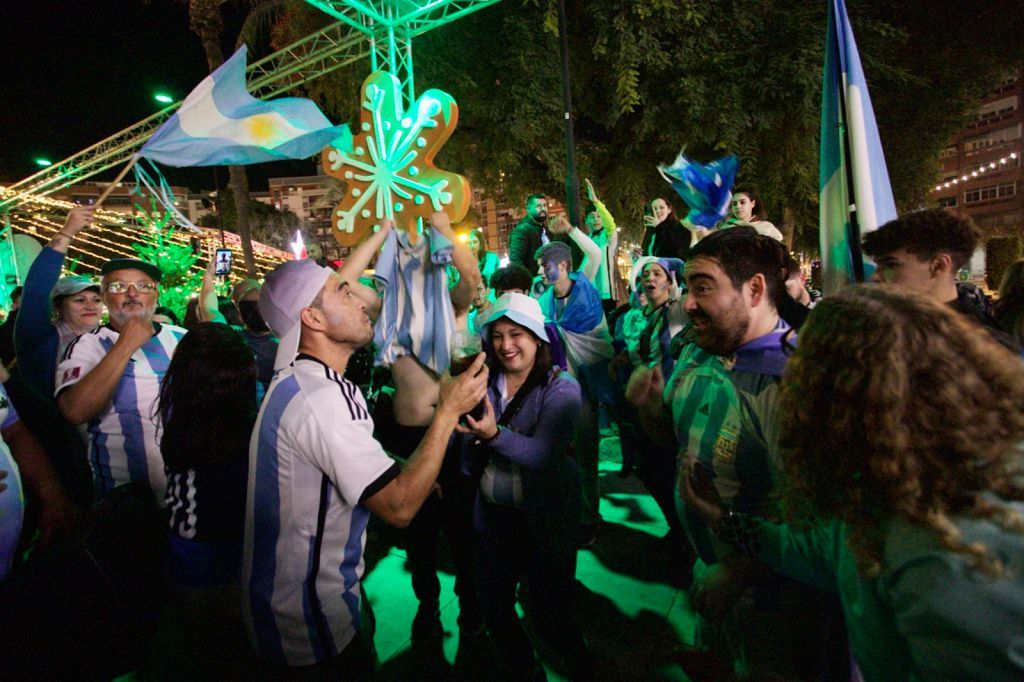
[[509, 194, 581, 273]]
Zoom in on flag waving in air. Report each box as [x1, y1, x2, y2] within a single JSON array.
[[819, 0, 896, 294], [139, 46, 351, 167]]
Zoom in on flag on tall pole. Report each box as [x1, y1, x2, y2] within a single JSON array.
[[819, 0, 897, 294]]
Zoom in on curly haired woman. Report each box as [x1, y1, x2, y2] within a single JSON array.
[[682, 285, 1024, 681]]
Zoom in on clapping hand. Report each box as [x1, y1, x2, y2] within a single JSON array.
[[625, 363, 664, 410]]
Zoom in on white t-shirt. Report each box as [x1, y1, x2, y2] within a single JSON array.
[[242, 355, 400, 667], [55, 323, 185, 503], [0, 384, 23, 580]]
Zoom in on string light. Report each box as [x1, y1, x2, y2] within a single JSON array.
[[933, 151, 1019, 192]]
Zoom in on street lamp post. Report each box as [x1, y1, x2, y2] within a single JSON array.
[[556, 0, 580, 229]]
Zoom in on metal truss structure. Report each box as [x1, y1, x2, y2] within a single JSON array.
[[0, 0, 502, 289], [0, 20, 369, 212], [304, 1, 501, 105]]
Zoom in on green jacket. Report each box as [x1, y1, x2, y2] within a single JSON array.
[[753, 509, 1024, 680]]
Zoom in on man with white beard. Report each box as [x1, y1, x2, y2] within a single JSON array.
[[56, 258, 185, 504]]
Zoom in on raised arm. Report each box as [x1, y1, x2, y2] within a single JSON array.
[[338, 221, 392, 321], [17, 207, 96, 348], [585, 179, 617, 236], [568, 226, 602, 282], [430, 212, 480, 316], [197, 255, 226, 324]]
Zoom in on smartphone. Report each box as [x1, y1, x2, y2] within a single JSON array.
[[214, 248, 232, 276]]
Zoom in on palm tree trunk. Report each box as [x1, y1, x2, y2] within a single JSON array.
[[189, 0, 258, 278]]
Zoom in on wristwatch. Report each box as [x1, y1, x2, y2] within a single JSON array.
[[712, 507, 762, 556]]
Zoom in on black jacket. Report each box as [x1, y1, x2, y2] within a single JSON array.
[[641, 215, 692, 261], [509, 216, 582, 273]]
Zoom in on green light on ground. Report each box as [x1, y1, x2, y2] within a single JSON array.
[[34, 158, 52, 167], [154, 93, 174, 104]]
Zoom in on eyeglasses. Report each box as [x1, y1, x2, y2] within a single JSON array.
[[105, 280, 158, 294]]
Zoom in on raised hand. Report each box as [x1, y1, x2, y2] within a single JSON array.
[[63, 205, 96, 237], [117, 316, 155, 353], [547, 213, 572, 235], [438, 353, 489, 418]]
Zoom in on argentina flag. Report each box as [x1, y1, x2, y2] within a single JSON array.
[[138, 46, 351, 167], [819, 0, 896, 294]]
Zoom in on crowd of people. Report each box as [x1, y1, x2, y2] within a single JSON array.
[[0, 186, 1023, 682]]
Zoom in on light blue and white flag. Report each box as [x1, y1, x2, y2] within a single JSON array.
[[658, 152, 738, 229], [819, 0, 896, 294], [138, 46, 351, 167]]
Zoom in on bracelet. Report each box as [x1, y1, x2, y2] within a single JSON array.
[[481, 425, 502, 444], [56, 232, 75, 240]]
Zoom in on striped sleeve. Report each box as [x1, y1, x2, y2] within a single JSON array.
[[54, 330, 105, 397]]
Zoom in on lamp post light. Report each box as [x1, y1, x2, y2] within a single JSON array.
[[556, 0, 580, 229]]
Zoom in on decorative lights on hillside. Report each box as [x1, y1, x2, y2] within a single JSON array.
[[933, 152, 1019, 191]]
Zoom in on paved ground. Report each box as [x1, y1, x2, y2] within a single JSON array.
[[370, 436, 695, 681], [134, 435, 695, 680]]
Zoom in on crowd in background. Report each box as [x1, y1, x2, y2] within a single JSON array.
[[0, 183, 1023, 681]]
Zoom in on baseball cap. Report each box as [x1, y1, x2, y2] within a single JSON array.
[[259, 259, 333, 371], [100, 258, 162, 282], [51, 275, 100, 302], [482, 292, 548, 342]]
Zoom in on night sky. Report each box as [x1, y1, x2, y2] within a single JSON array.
[[1, 0, 321, 192]]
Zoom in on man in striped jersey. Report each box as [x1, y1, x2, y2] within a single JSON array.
[[56, 258, 185, 504], [627, 228, 840, 679], [243, 257, 488, 675]]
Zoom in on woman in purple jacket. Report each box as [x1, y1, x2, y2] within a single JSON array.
[[459, 292, 592, 680]]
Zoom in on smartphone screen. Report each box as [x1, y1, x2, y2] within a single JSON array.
[[214, 248, 232, 276]]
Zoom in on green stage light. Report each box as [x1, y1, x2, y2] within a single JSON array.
[[34, 158, 52, 167], [154, 93, 174, 104]]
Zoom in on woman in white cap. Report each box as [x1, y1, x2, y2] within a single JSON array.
[[458, 292, 592, 680]]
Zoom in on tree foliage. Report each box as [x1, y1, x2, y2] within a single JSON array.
[[198, 188, 301, 251], [131, 199, 202, 321], [275, 0, 1024, 250]]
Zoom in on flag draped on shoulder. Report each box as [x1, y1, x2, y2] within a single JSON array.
[[819, 0, 896, 294], [138, 46, 351, 167]]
